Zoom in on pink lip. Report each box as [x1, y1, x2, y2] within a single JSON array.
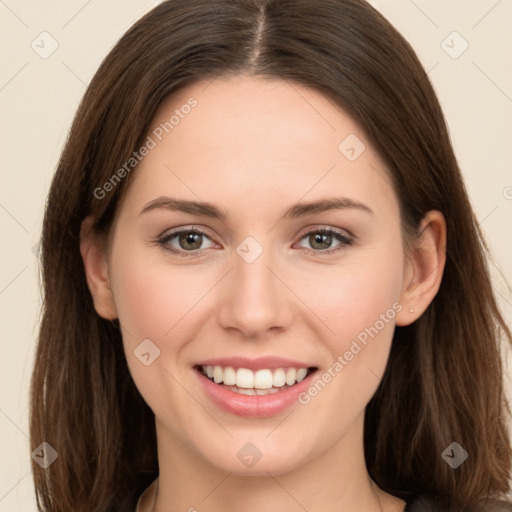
[[194, 367, 318, 418], [194, 356, 315, 371]]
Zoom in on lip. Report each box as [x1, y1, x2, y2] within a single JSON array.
[[194, 356, 315, 371], [194, 365, 318, 418]]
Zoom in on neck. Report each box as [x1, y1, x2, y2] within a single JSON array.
[[146, 413, 405, 512]]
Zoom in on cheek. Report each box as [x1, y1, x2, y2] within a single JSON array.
[[109, 247, 208, 423], [297, 250, 403, 341], [110, 248, 201, 343], [293, 247, 404, 404], [339, 264, 401, 339], [108, 245, 202, 389], [314, 267, 403, 407]]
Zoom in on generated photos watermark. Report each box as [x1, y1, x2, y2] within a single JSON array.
[[93, 97, 198, 200], [298, 301, 403, 404]]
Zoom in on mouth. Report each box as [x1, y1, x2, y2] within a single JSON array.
[[194, 364, 318, 396]]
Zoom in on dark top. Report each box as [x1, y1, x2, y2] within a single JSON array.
[[117, 485, 512, 512]]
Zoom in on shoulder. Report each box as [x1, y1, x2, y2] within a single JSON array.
[[406, 495, 512, 511]]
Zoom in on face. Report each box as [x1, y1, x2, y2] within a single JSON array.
[[99, 75, 412, 475]]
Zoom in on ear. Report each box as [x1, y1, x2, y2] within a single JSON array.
[[395, 210, 447, 326], [79, 216, 118, 320]]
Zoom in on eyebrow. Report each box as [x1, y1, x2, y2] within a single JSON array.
[[138, 196, 374, 220]]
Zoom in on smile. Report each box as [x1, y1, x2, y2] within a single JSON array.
[[193, 358, 319, 417], [197, 365, 317, 395]]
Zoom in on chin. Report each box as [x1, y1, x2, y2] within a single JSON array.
[[194, 436, 312, 476]]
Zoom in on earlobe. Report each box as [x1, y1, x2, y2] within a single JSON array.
[[396, 210, 447, 326], [79, 216, 118, 320]]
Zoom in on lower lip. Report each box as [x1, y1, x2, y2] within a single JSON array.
[[195, 368, 317, 418]]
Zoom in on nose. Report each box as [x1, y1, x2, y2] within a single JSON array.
[[217, 247, 294, 339]]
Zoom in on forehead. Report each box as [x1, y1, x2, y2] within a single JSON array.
[[121, 75, 398, 221], [152, 75, 351, 164]]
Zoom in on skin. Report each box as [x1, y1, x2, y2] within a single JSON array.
[[81, 75, 446, 512]]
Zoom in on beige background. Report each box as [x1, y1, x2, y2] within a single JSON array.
[[1, 0, 511, 508]]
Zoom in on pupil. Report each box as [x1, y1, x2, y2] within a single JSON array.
[[311, 232, 331, 250], [180, 232, 202, 250]]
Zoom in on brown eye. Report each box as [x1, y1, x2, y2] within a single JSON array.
[[308, 231, 334, 250], [296, 228, 354, 255], [158, 228, 215, 255], [177, 231, 204, 250]]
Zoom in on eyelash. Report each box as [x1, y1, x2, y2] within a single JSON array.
[[155, 226, 355, 258]]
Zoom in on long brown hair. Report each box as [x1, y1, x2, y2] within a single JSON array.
[[30, 0, 512, 510]]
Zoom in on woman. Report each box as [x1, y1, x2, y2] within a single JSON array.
[[30, 0, 512, 510]]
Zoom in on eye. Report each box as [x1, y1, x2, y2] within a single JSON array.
[[295, 227, 354, 256], [157, 227, 216, 256], [155, 225, 354, 258]]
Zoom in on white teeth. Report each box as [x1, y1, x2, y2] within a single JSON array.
[[253, 369, 273, 389], [273, 368, 286, 387], [236, 368, 254, 388], [296, 368, 308, 382], [285, 368, 297, 386], [223, 366, 236, 385], [200, 365, 314, 391], [213, 366, 223, 384]]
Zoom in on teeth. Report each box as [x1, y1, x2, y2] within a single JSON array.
[[236, 368, 254, 388], [223, 366, 236, 385], [296, 368, 308, 382], [285, 368, 297, 386], [201, 365, 313, 390], [224, 386, 283, 395], [238, 388, 256, 395], [272, 368, 286, 387], [253, 369, 273, 389], [213, 366, 223, 384]]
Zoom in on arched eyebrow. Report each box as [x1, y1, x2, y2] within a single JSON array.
[[282, 197, 374, 219], [138, 196, 374, 220]]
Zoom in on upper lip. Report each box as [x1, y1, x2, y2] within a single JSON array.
[[194, 356, 318, 371]]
